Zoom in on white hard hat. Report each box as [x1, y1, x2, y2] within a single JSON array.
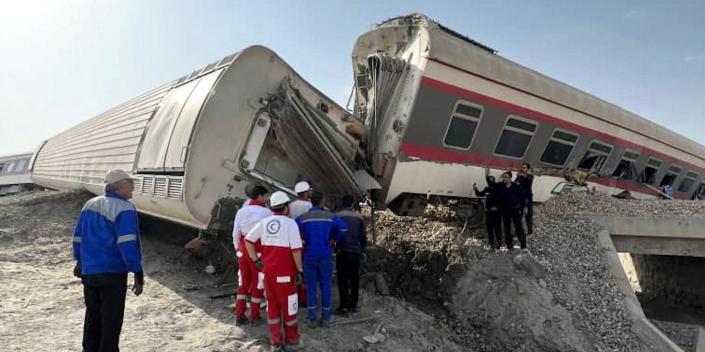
[[269, 191, 290, 208], [294, 181, 311, 194], [104, 169, 133, 184]]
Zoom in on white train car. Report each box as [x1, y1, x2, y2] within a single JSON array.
[[350, 14, 705, 216], [31, 46, 369, 230], [0, 153, 34, 195]]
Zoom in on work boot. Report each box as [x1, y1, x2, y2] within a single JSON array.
[[285, 339, 304, 351], [235, 317, 248, 326], [319, 319, 331, 328], [270, 344, 285, 352], [249, 317, 262, 326], [306, 319, 317, 329]]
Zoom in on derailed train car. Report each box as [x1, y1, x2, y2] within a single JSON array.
[[0, 153, 33, 196], [31, 46, 373, 230], [350, 14, 705, 217]]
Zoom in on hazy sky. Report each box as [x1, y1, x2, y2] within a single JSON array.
[[1, 0, 704, 156]]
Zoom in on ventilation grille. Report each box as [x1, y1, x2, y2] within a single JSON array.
[[133, 175, 183, 201]]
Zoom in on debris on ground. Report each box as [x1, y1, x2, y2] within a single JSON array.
[[2, 189, 704, 351]]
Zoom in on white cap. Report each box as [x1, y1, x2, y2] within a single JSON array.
[[270, 191, 290, 208], [104, 169, 133, 184], [294, 181, 311, 194]]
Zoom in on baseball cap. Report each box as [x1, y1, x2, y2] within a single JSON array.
[[104, 169, 134, 184]]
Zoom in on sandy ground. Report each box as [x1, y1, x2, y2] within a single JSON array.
[[0, 191, 463, 352]]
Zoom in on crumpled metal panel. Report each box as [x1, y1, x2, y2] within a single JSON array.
[[268, 79, 363, 198]]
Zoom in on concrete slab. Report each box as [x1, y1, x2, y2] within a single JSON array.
[[590, 216, 705, 257]]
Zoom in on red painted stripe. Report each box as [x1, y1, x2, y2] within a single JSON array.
[[400, 143, 688, 199], [426, 57, 705, 164], [420, 75, 705, 175]]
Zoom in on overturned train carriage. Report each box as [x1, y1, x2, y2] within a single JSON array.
[[351, 14, 705, 216], [31, 46, 372, 231]]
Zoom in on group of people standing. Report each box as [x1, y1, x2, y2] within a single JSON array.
[[473, 163, 534, 250], [232, 181, 367, 351]]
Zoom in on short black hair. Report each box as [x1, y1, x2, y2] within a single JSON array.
[[502, 171, 513, 178], [311, 191, 324, 206], [341, 195, 355, 208], [522, 163, 531, 169], [251, 185, 268, 199]]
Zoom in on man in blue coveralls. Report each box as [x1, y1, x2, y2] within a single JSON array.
[[295, 191, 348, 328], [72, 169, 144, 352]]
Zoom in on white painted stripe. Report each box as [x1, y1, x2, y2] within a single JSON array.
[[72, 236, 81, 243], [117, 234, 137, 244], [276, 276, 291, 283], [284, 319, 298, 326], [268, 318, 281, 325]]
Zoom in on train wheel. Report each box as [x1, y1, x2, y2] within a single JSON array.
[[451, 199, 484, 234]]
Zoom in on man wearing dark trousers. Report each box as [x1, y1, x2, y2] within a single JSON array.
[[335, 195, 367, 315], [499, 171, 527, 249], [73, 169, 144, 352], [473, 168, 502, 250], [516, 163, 535, 235]]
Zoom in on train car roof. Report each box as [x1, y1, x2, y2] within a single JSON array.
[[0, 153, 33, 162], [375, 14, 705, 162]]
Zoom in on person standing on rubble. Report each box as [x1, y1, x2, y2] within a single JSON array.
[[245, 191, 304, 352], [500, 171, 527, 250], [296, 191, 348, 328], [335, 195, 367, 315], [473, 168, 502, 250], [72, 169, 144, 352], [232, 185, 273, 326], [516, 163, 535, 235], [289, 181, 313, 219]]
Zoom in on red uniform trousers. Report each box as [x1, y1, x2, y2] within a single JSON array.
[[235, 238, 264, 319], [264, 273, 299, 346]]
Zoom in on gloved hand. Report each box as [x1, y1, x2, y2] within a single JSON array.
[[254, 259, 264, 270], [295, 272, 303, 286], [132, 272, 144, 296], [73, 263, 82, 278]]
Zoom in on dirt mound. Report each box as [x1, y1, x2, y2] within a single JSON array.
[[451, 252, 593, 351]]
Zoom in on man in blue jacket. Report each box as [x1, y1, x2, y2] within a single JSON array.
[[296, 191, 348, 328], [73, 169, 144, 352]]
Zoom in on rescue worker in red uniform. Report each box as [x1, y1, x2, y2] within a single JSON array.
[[245, 191, 304, 352], [232, 185, 273, 325]]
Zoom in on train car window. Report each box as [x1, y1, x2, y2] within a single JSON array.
[[638, 158, 662, 185], [611, 149, 640, 180], [6, 162, 16, 173], [577, 141, 613, 174], [14, 160, 26, 172], [540, 129, 579, 166], [494, 115, 538, 158], [677, 172, 698, 193], [660, 165, 682, 186], [442, 101, 483, 150], [0, 163, 5, 173]]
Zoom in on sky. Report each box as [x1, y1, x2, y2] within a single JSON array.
[[1, 0, 704, 156]]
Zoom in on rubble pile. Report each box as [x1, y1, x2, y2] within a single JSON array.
[[542, 191, 705, 218], [528, 200, 643, 351], [363, 205, 490, 311]]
